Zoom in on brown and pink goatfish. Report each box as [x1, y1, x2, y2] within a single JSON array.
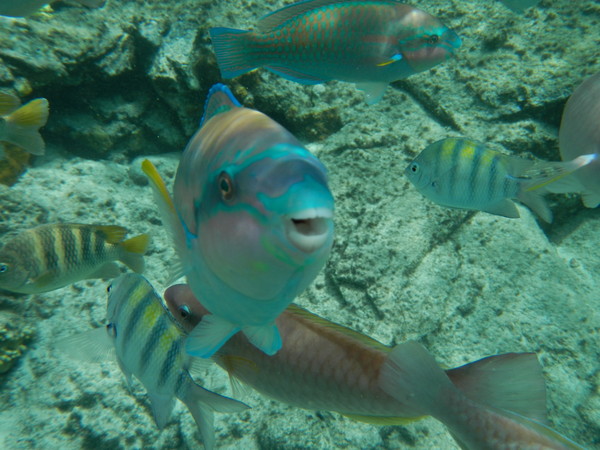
[[165, 284, 583, 449]]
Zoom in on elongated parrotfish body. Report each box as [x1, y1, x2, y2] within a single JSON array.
[[59, 274, 249, 450], [165, 284, 583, 449], [210, 0, 461, 104], [556, 71, 600, 208], [0, 91, 48, 157], [0, 0, 103, 17], [142, 83, 334, 359], [0, 223, 149, 294], [405, 137, 596, 222]]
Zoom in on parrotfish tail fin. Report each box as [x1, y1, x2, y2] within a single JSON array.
[[242, 324, 282, 356], [178, 376, 250, 450], [185, 314, 240, 358], [4, 98, 49, 156], [0, 91, 21, 115], [201, 83, 242, 126], [141, 159, 188, 281], [148, 392, 176, 429], [209, 27, 256, 79], [74, 0, 106, 8], [119, 233, 151, 273], [446, 352, 547, 423]]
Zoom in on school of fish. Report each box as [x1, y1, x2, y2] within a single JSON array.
[[0, 0, 598, 448]]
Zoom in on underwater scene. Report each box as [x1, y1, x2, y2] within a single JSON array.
[[0, 0, 599, 448]]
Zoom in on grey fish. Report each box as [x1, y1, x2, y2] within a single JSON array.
[[0, 223, 149, 294], [0, 91, 48, 156]]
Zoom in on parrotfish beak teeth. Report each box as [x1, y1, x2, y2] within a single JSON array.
[[286, 208, 333, 253]]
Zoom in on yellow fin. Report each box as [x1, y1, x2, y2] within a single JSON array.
[[0, 91, 21, 116], [141, 159, 177, 214], [97, 225, 128, 244], [342, 413, 425, 426], [376, 53, 403, 67], [286, 304, 390, 352], [7, 98, 49, 128], [120, 233, 150, 254]]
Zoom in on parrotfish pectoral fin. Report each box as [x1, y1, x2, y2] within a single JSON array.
[[4, 98, 49, 155], [55, 326, 115, 364], [377, 53, 403, 67], [242, 324, 282, 356], [209, 27, 257, 80], [264, 65, 326, 85], [186, 314, 240, 358], [201, 83, 242, 126], [481, 199, 521, 219], [148, 392, 176, 429], [355, 82, 388, 105]]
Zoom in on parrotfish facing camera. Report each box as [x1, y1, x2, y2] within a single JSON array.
[[0, 91, 48, 157], [0, 0, 104, 17], [405, 137, 595, 222], [556, 71, 600, 208], [142, 83, 334, 359], [210, 0, 461, 104], [165, 284, 584, 450]]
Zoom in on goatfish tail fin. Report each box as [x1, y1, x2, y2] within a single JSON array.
[[119, 234, 150, 273], [4, 98, 49, 155], [209, 28, 257, 79]]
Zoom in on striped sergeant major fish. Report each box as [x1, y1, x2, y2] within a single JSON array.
[[210, 0, 461, 104], [165, 283, 584, 450], [405, 137, 596, 222], [59, 274, 249, 449], [0, 223, 149, 294], [0, 91, 48, 157]]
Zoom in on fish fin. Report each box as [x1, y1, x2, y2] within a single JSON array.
[[188, 356, 213, 378], [377, 53, 403, 67], [582, 190, 600, 208], [521, 154, 596, 193], [355, 82, 388, 105], [185, 315, 240, 358], [201, 83, 242, 126], [264, 65, 326, 85], [516, 190, 552, 222], [141, 159, 190, 280], [0, 91, 21, 115], [341, 413, 424, 426], [480, 199, 521, 219], [89, 262, 121, 279], [257, 0, 347, 32], [55, 327, 114, 364], [229, 372, 254, 400], [119, 234, 150, 273], [3, 98, 49, 156], [446, 352, 547, 424], [31, 270, 59, 288], [97, 225, 128, 244], [242, 324, 282, 356], [209, 27, 257, 80], [72, 0, 105, 8], [147, 392, 175, 429]]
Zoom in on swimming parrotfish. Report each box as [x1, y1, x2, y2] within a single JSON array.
[[165, 283, 583, 449], [0, 91, 48, 157], [556, 71, 600, 208], [0, 0, 104, 17], [210, 0, 461, 104], [405, 137, 596, 222], [142, 83, 334, 359], [0, 223, 149, 294], [59, 274, 248, 450]]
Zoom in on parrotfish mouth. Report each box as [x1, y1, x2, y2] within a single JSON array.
[[286, 208, 333, 253]]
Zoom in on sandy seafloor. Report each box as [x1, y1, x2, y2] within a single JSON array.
[[0, 0, 600, 448]]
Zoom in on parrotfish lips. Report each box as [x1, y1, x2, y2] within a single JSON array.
[[286, 208, 333, 253]]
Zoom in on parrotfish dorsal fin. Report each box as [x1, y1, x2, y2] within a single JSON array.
[[257, 0, 349, 32], [200, 83, 242, 126]]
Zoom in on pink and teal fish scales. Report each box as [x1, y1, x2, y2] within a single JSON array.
[[210, 0, 461, 103]]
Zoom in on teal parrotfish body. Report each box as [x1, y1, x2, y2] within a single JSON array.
[[405, 137, 596, 222], [210, 0, 461, 104], [142, 83, 334, 359]]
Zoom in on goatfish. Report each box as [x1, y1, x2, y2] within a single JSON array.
[[0, 0, 104, 17], [555, 71, 600, 208], [209, 0, 461, 104], [58, 274, 248, 450], [405, 137, 596, 222], [142, 83, 334, 359], [0, 223, 149, 294], [0, 91, 48, 157], [165, 284, 583, 449]]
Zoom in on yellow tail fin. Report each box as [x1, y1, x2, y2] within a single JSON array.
[[4, 98, 49, 155], [0, 91, 21, 116]]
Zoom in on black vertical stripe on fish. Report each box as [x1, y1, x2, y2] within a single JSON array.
[[467, 147, 482, 203], [502, 176, 513, 199], [121, 287, 152, 346], [447, 141, 463, 198], [80, 226, 92, 263], [59, 225, 77, 270], [487, 155, 500, 201], [94, 229, 105, 260], [139, 315, 167, 376], [157, 339, 182, 388], [174, 372, 188, 399], [40, 227, 59, 273]]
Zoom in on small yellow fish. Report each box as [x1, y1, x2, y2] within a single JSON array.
[[0, 91, 49, 157], [0, 223, 149, 294]]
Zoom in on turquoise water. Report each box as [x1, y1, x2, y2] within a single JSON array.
[[0, 0, 599, 448]]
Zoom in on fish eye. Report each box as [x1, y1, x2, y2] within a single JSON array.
[[107, 284, 112, 293], [218, 171, 234, 201], [427, 34, 440, 45], [410, 163, 419, 173], [106, 323, 117, 338], [178, 305, 191, 319], [0, 263, 7, 273]]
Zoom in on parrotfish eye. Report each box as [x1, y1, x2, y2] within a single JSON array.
[[0, 263, 7, 273], [106, 284, 112, 293], [409, 163, 420, 173], [217, 171, 234, 201], [106, 323, 117, 338], [178, 305, 191, 319], [426, 34, 440, 45]]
